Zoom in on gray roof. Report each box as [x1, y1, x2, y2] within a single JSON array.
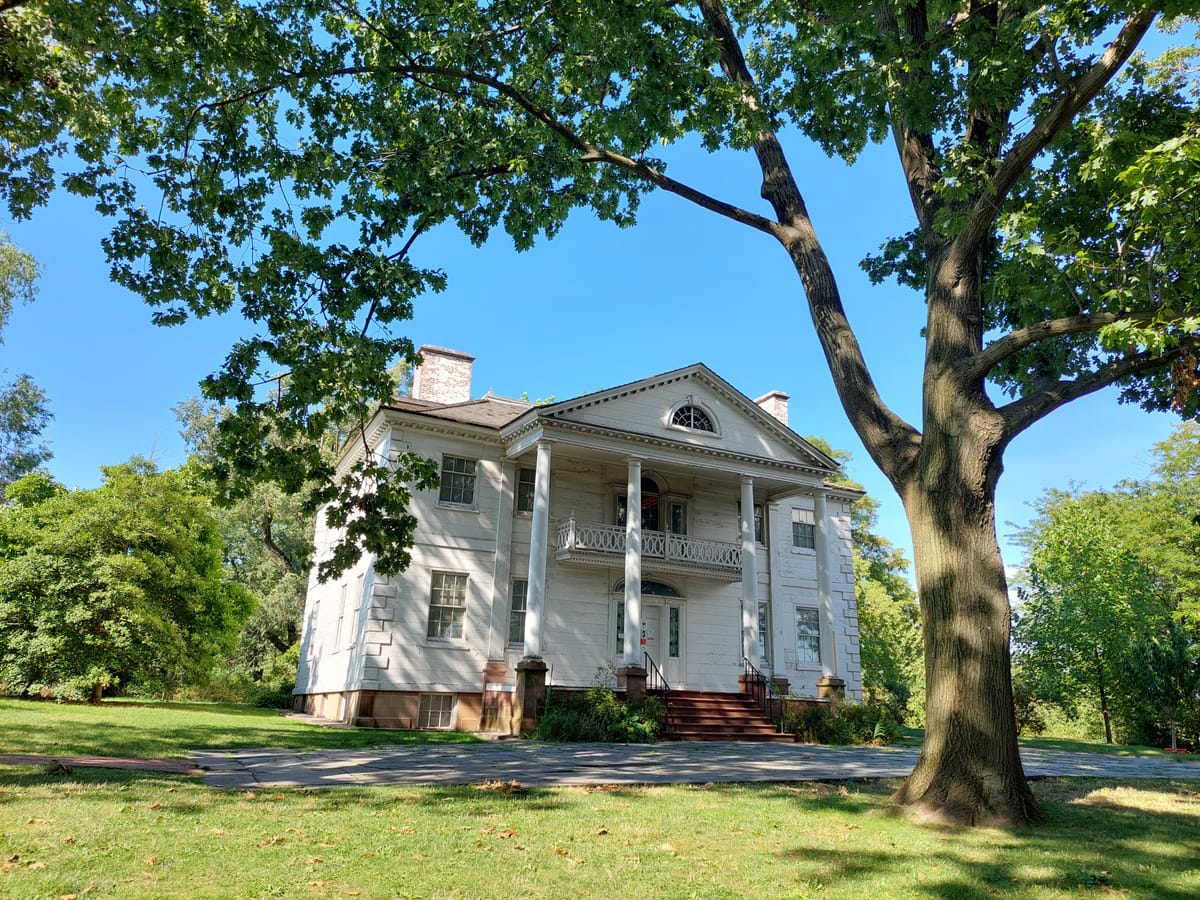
[[383, 393, 533, 430]]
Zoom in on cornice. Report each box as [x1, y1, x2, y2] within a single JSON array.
[[524, 418, 832, 482]]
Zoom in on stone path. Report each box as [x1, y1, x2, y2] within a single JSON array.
[[189, 741, 1200, 790]]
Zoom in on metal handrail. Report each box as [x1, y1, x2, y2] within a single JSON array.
[[644, 651, 671, 730], [742, 657, 782, 732]]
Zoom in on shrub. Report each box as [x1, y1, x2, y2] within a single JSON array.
[[533, 685, 664, 742], [783, 701, 901, 745]]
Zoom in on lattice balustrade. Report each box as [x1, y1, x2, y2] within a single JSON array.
[[556, 517, 742, 575]]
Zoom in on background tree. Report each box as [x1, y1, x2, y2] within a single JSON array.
[[1121, 622, 1200, 750], [0, 460, 252, 701], [176, 396, 313, 691], [807, 435, 923, 722], [1013, 490, 1171, 743], [1113, 424, 1200, 628], [6, 0, 1200, 824], [0, 233, 50, 490]]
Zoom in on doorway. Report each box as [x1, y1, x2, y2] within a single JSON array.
[[613, 582, 686, 687]]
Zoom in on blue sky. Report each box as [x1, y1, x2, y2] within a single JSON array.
[[1, 132, 1183, 572]]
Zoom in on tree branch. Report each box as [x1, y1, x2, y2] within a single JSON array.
[[999, 341, 1193, 440], [961, 310, 1158, 381], [957, 8, 1158, 258], [698, 0, 922, 483], [196, 62, 777, 235], [876, 0, 944, 232], [261, 511, 299, 574]]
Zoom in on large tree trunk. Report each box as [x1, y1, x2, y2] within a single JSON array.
[[891, 408, 1043, 826]]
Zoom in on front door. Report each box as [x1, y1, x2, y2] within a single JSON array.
[[614, 599, 686, 688], [662, 602, 684, 685]]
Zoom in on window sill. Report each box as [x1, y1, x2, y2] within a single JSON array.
[[423, 640, 472, 651], [790, 547, 816, 555], [437, 501, 479, 512]]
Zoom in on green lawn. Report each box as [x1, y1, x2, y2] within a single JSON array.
[[2, 699, 1199, 897], [0, 698, 478, 760], [899, 726, 1192, 759], [1, 769, 1198, 898]]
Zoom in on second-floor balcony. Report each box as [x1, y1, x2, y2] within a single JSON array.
[[554, 517, 743, 581]]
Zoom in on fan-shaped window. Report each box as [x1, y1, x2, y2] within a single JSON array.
[[671, 405, 714, 432], [613, 579, 682, 598]]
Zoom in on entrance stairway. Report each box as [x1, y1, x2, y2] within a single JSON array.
[[656, 690, 794, 742]]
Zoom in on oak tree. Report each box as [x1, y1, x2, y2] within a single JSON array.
[[6, 1, 1200, 824]]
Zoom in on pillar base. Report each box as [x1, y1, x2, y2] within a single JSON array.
[[617, 665, 648, 697], [816, 675, 846, 701], [513, 658, 549, 734], [770, 676, 790, 697]]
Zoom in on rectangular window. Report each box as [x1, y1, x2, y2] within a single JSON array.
[[737, 502, 766, 544], [515, 467, 536, 513], [427, 572, 468, 640], [669, 607, 680, 659], [333, 583, 348, 649], [508, 579, 528, 646], [669, 501, 687, 536], [346, 573, 364, 649], [795, 607, 821, 665], [615, 601, 625, 654], [417, 693, 455, 729], [438, 455, 477, 505], [792, 508, 816, 550], [758, 600, 770, 660]]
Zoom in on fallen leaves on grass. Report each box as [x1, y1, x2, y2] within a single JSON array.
[[474, 779, 526, 794]]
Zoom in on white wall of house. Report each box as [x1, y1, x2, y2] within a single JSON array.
[[296, 364, 864, 717]]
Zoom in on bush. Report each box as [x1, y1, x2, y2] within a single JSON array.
[[533, 685, 664, 742], [783, 701, 901, 745]]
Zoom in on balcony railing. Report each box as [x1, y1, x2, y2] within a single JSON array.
[[554, 517, 742, 580]]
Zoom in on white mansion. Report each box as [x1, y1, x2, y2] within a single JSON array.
[[294, 346, 863, 732]]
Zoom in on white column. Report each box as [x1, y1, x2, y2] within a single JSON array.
[[814, 491, 838, 677], [523, 441, 553, 659], [487, 461, 515, 659], [740, 476, 759, 663], [622, 457, 643, 668]]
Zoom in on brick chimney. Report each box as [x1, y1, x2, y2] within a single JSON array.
[[411, 346, 474, 404], [754, 390, 789, 426]]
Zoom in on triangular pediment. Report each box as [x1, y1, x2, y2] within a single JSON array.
[[511, 364, 839, 474]]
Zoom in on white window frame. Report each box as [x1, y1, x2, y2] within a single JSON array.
[[426, 571, 468, 642], [666, 399, 720, 437], [515, 467, 536, 514], [794, 606, 821, 666], [737, 502, 767, 546], [791, 507, 816, 551], [508, 579, 528, 647], [333, 583, 348, 650], [417, 693, 455, 729], [346, 573, 364, 650], [757, 599, 771, 661], [438, 455, 477, 507]]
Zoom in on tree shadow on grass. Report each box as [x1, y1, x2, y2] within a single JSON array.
[[758, 777, 1200, 899]]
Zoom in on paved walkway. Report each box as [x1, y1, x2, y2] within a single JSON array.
[[189, 741, 1200, 790], [0, 753, 203, 774]]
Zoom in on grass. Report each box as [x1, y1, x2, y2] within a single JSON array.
[[899, 726, 1192, 759], [0, 698, 479, 760], [1, 770, 1199, 898]]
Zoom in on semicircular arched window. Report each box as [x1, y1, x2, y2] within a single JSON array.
[[613, 579, 682, 598], [671, 404, 714, 433]]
